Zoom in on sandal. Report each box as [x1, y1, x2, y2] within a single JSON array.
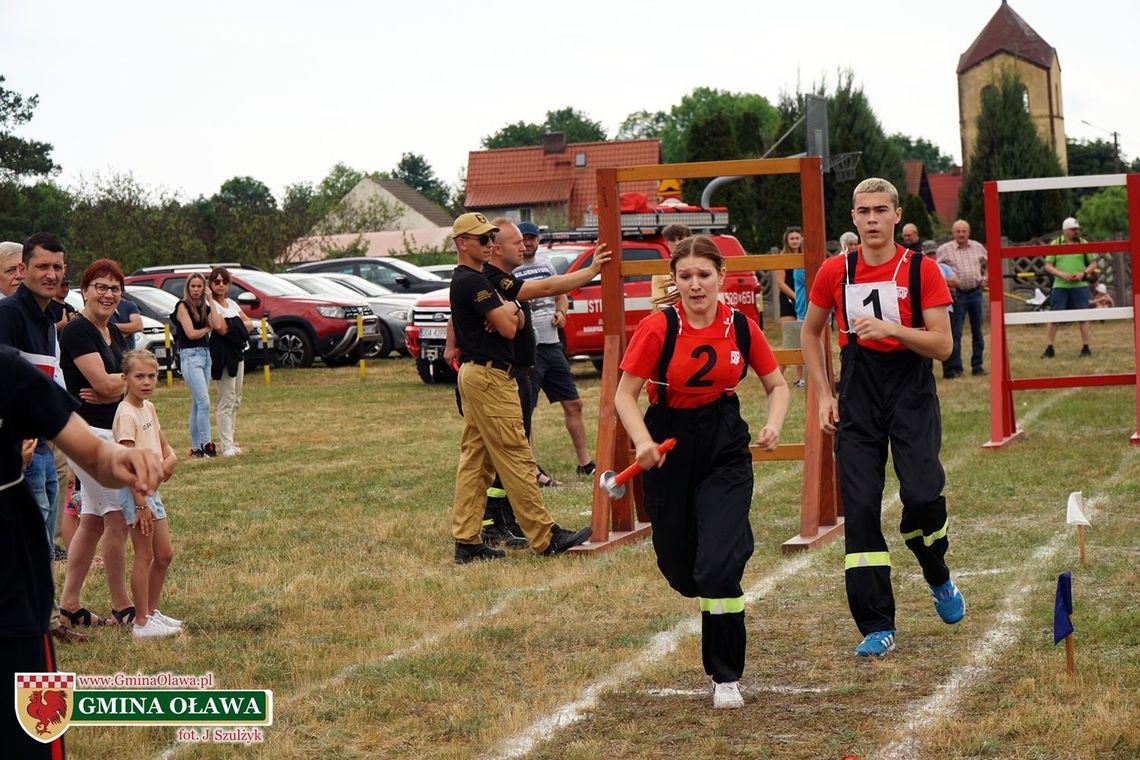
[[60, 607, 113, 627], [112, 606, 136, 625], [536, 467, 562, 488]]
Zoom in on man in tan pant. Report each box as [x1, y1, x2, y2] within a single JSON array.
[[448, 213, 610, 563]]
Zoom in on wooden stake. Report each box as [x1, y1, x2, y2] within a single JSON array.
[[1064, 630, 1075, 675], [1077, 524, 1087, 565]]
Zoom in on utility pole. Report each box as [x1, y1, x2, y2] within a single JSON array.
[[1081, 120, 1122, 173]]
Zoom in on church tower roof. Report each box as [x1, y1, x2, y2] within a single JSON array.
[[957, 1, 1057, 74]]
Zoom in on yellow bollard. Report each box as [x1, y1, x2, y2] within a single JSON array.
[[163, 325, 173, 387], [261, 316, 271, 386], [357, 313, 366, 379]]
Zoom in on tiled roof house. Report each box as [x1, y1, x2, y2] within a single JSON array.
[[465, 135, 661, 226]]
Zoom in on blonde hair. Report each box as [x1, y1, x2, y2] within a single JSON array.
[[652, 235, 725, 307], [852, 177, 899, 208], [122, 348, 159, 374], [182, 272, 209, 324]]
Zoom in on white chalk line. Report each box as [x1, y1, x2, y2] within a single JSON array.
[[875, 467, 1125, 760], [486, 552, 815, 760], [486, 389, 1078, 760], [644, 684, 830, 698]]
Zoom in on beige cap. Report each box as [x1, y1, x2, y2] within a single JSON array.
[[452, 212, 498, 239]]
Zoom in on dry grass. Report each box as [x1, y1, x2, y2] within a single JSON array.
[[55, 320, 1139, 759]]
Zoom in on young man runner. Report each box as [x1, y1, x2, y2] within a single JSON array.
[[800, 178, 966, 657]]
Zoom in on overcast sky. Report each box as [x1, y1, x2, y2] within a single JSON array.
[[5, 0, 1136, 201]]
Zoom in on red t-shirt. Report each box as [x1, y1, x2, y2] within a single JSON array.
[[808, 245, 952, 352], [621, 302, 778, 408]]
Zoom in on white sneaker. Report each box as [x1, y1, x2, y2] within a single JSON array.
[[152, 610, 184, 629], [712, 681, 744, 709], [222, 447, 239, 457], [132, 617, 179, 638]]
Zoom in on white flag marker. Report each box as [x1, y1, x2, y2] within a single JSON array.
[[1066, 491, 1090, 565]]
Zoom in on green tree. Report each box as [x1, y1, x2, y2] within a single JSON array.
[[481, 108, 607, 149], [393, 152, 450, 209], [628, 87, 778, 164], [1066, 138, 1122, 175], [888, 133, 955, 173], [68, 171, 201, 274], [481, 120, 545, 149], [901, 194, 934, 239], [751, 73, 906, 248], [958, 68, 1064, 242], [616, 109, 669, 140], [1076, 186, 1127, 240], [210, 176, 282, 267], [0, 180, 73, 242], [0, 76, 59, 181], [544, 107, 606, 143]]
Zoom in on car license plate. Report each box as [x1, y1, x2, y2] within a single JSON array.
[[423, 346, 442, 360], [154, 347, 168, 359], [363, 322, 378, 336], [419, 326, 447, 340]]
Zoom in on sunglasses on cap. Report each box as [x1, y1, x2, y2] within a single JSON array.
[[461, 232, 496, 246]]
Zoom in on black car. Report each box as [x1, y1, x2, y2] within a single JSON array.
[[288, 256, 445, 294], [123, 284, 278, 371]]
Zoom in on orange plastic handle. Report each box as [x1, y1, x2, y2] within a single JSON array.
[[613, 438, 677, 487]]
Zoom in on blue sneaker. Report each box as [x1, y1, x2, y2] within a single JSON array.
[[855, 630, 896, 657], [931, 578, 965, 624]]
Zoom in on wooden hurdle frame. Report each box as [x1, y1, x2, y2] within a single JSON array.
[[981, 172, 1140, 449], [568, 157, 843, 555]]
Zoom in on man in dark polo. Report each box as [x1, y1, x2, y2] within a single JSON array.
[[448, 213, 606, 563]]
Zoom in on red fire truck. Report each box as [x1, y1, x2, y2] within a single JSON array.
[[404, 202, 763, 384]]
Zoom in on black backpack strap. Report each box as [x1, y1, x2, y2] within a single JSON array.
[[841, 250, 859, 346], [656, 306, 679, 406], [909, 251, 924, 329], [732, 309, 751, 381]]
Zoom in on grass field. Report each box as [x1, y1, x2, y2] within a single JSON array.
[[56, 320, 1139, 759]]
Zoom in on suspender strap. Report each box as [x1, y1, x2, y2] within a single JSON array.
[[843, 250, 859, 347], [732, 310, 750, 382], [909, 251, 924, 329], [656, 306, 679, 407]]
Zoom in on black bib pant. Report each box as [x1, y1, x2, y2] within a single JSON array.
[[642, 394, 755, 683], [836, 344, 951, 636]]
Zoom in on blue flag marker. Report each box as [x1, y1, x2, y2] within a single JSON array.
[[1053, 571, 1074, 645]]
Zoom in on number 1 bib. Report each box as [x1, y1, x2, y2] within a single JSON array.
[[843, 253, 907, 332]]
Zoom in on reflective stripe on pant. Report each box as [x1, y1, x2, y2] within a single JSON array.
[[643, 395, 754, 683], [837, 345, 951, 636], [452, 363, 554, 553]]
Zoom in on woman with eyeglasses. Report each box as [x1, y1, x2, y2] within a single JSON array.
[[57, 259, 136, 627], [206, 267, 252, 457], [174, 273, 215, 458]]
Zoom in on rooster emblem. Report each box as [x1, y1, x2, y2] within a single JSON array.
[[26, 690, 68, 736]]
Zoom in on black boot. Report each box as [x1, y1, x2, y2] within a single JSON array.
[[483, 497, 527, 549]]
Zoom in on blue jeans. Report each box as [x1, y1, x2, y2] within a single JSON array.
[[25, 445, 59, 553], [947, 288, 985, 374], [180, 347, 213, 448]]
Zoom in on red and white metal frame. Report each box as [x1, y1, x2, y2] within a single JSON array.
[[982, 173, 1140, 448]]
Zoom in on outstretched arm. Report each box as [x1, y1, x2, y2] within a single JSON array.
[[518, 244, 614, 299]]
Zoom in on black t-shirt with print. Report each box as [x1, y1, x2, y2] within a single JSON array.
[[59, 315, 125, 429], [450, 264, 520, 365], [484, 263, 535, 367]]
